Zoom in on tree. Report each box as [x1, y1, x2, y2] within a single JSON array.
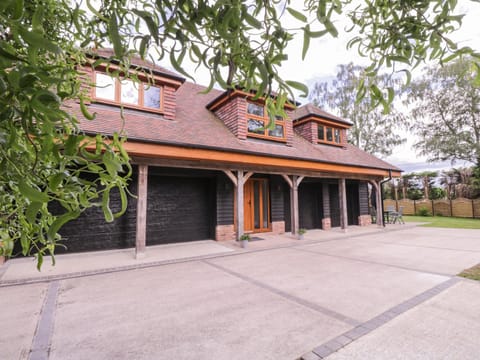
[[310, 63, 406, 157], [406, 57, 480, 166], [1, 0, 479, 266], [439, 169, 458, 199], [415, 171, 438, 199]]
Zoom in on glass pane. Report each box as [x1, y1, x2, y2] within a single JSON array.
[[95, 73, 115, 101], [268, 124, 284, 138], [144, 85, 161, 108], [326, 127, 333, 141], [253, 182, 260, 229], [262, 181, 269, 228], [248, 119, 264, 134], [120, 79, 139, 105], [334, 128, 341, 143], [318, 125, 324, 141], [247, 103, 264, 116]]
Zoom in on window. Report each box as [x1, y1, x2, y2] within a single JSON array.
[[93, 72, 163, 112], [318, 123, 342, 145], [246, 102, 285, 141]]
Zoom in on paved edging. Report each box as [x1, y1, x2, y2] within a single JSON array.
[[0, 225, 417, 287], [29, 281, 60, 360], [299, 277, 461, 359]]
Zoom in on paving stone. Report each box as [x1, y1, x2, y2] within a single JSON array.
[[323, 338, 343, 352], [334, 335, 353, 347], [312, 345, 333, 358], [300, 352, 322, 360]]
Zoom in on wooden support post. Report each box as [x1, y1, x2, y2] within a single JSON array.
[[136, 164, 148, 259], [282, 175, 304, 235], [339, 178, 348, 231], [291, 176, 298, 235], [236, 171, 245, 241], [375, 181, 383, 227]]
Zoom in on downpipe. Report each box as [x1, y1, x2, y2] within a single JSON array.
[[380, 169, 393, 227]]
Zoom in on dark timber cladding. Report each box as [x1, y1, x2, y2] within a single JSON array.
[[299, 182, 324, 230], [146, 167, 216, 245], [55, 172, 138, 253]]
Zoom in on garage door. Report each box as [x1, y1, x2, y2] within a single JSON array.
[[146, 176, 215, 245]]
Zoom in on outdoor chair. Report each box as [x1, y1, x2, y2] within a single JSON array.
[[391, 206, 405, 224], [385, 205, 395, 223]]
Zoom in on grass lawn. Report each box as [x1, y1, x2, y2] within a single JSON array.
[[404, 216, 480, 229], [459, 264, 480, 281]]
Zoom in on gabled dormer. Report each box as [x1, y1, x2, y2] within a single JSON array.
[[81, 49, 184, 120], [293, 104, 351, 147], [206, 90, 295, 146]]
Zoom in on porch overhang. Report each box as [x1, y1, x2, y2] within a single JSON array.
[[121, 141, 401, 179]]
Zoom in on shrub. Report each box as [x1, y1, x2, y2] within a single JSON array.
[[417, 207, 430, 216]]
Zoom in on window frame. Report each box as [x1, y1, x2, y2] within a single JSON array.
[[92, 71, 164, 113], [246, 102, 286, 142], [317, 123, 343, 146]]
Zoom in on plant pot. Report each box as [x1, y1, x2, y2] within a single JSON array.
[[241, 240, 248, 248], [298, 234, 304, 240]]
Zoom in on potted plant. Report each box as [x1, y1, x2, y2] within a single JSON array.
[[239, 234, 250, 248], [298, 228, 307, 240]]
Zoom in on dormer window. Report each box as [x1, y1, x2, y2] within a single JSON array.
[[93, 72, 163, 112], [246, 102, 285, 141], [318, 124, 342, 145]]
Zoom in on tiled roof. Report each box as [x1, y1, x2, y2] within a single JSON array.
[[76, 81, 400, 172], [293, 103, 352, 125], [87, 48, 185, 82]]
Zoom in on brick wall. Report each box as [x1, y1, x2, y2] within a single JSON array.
[[284, 109, 295, 146], [294, 121, 317, 143], [358, 215, 372, 226], [271, 221, 285, 234], [163, 85, 176, 120], [213, 96, 247, 139], [322, 217, 331, 230], [341, 128, 348, 147], [215, 224, 235, 241]]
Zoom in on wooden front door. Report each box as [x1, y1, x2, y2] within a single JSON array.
[[244, 178, 270, 232]]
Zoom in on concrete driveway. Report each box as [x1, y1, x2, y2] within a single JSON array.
[[1, 225, 480, 360]]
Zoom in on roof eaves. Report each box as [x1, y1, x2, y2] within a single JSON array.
[[85, 131, 399, 173]]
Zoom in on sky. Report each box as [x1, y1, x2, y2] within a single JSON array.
[[158, 0, 480, 174]]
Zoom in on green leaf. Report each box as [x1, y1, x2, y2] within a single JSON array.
[[302, 27, 311, 60], [18, 27, 61, 54], [169, 46, 194, 80], [18, 180, 49, 203], [10, 0, 24, 21], [103, 151, 122, 178], [286, 80, 308, 97], [47, 211, 81, 241], [32, 5, 44, 33], [26, 202, 43, 223], [286, 7, 307, 22], [244, 13, 262, 29], [80, 96, 96, 120], [102, 188, 114, 222], [113, 185, 128, 218], [48, 172, 66, 191], [109, 12, 123, 58], [36, 252, 43, 271]]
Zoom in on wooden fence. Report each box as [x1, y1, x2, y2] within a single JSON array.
[[383, 198, 480, 218]]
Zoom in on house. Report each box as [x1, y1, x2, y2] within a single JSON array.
[[59, 50, 401, 255]]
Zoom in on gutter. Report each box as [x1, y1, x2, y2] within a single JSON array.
[[379, 169, 393, 227]]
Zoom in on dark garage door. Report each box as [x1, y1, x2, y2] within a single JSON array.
[[146, 176, 215, 245]]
